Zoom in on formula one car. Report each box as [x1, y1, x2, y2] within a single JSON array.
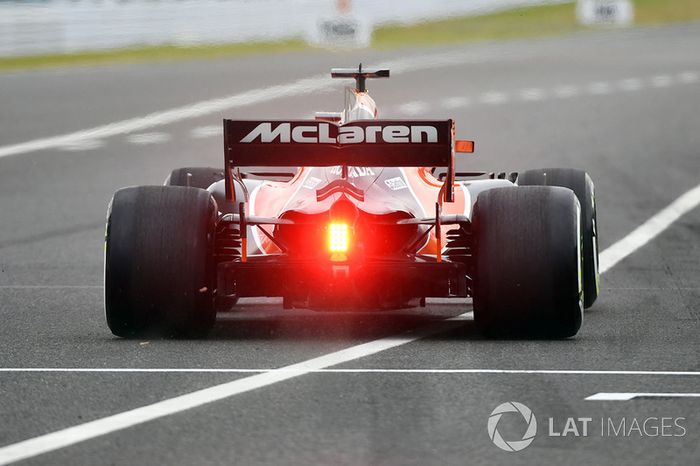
[[105, 66, 599, 338]]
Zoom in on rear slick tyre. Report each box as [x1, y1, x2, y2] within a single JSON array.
[[472, 186, 583, 338], [165, 166, 243, 311], [518, 168, 599, 308], [105, 186, 217, 338]]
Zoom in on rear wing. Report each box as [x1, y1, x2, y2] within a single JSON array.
[[223, 119, 474, 203]]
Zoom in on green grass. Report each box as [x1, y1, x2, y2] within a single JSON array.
[[0, 39, 309, 72], [634, 0, 700, 24], [1, 0, 699, 72], [373, 2, 581, 48], [372, 0, 700, 48]]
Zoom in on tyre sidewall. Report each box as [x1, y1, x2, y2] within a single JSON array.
[[105, 186, 216, 337], [473, 186, 583, 338]]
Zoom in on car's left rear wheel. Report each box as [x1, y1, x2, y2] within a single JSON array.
[[165, 166, 240, 311], [105, 186, 217, 337]]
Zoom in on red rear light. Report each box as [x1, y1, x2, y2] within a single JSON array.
[[328, 222, 349, 253]]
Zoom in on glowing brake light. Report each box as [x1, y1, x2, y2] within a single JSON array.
[[328, 222, 349, 253]]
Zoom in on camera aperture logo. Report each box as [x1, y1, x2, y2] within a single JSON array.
[[487, 401, 537, 452]]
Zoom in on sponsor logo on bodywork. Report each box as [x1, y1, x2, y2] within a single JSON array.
[[328, 166, 376, 178], [384, 176, 408, 190], [302, 176, 323, 189]]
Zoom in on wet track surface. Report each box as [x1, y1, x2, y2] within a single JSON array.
[[1, 23, 699, 465]]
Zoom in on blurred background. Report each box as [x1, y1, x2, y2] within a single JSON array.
[[0, 0, 698, 68]]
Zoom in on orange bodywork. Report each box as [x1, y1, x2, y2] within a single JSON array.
[[249, 166, 466, 256]]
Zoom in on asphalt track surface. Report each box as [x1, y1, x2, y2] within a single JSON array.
[[1, 23, 699, 465]]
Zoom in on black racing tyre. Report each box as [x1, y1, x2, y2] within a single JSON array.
[[472, 186, 583, 338], [518, 168, 599, 308], [165, 167, 224, 189], [105, 186, 217, 337], [166, 166, 242, 311]]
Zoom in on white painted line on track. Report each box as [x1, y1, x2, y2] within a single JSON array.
[[678, 71, 699, 84], [618, 78, 643, 92], [599, 183, 700, 274], [0, 314, 467, 466], [0, 74, 331, 158], [3, 175, 700, 464], [441, 96, 470, 109], [0, 285, 102, 290], [2, 178, 700, 464], [190, 125, 222, 139], [1, 65, 695, 156], [0, 289, 468, 296], [650, 74, 673, 88], [398, 101, 429, 116], [427, 297, 469, 304], [518, 88, 546, 101], [479, 91, 509, 105], [552, 85, 579, 99], [431, 70, 697, 111], [126, 132, 171, 145], [56, 139, 104, 152], [586, 392, 700, 401], [0, 49, 500, 160], [587, 81, 612, 95], [1, 368, 698, 376]]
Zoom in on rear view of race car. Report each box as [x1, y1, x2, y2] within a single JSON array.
[[104, 67, 599, 339]]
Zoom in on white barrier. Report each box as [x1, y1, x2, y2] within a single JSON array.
[[0, 0, 570, 57]]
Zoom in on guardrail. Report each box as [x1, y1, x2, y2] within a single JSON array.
[[0, 0, 569, 57]]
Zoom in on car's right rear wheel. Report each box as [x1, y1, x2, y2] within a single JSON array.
[[472, 186, 583, 338], [517, 168, 599, 308]]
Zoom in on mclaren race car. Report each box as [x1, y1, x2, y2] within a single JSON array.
[[105, 66, 599, 338]]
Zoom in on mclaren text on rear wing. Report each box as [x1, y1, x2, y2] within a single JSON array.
[[224, 119, 455, 167], [223, 119, 473, 203]]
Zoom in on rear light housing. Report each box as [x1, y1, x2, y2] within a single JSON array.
[[275, 210, 420, 259]]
